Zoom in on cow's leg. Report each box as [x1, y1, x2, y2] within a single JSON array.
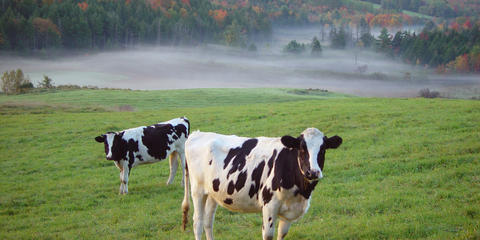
[[262, 206, 278, 240], [115, 161, 126, 194], [192, 189, 207, 240], [119, 170, 125, 194], [203, 196, 218, 240], [121, 162, 130, 194], [167, 151, 179, 185], [277, 219, 291, 240], [178, 150, 186, 186]]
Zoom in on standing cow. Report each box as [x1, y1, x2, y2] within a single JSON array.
[[95, 117, 190, 194], [182, 128, 342, 240]]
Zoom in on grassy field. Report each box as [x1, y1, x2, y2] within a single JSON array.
[[0, 88, 479, 239]]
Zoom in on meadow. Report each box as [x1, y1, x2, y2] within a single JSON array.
[[0, 88, 479, 239]]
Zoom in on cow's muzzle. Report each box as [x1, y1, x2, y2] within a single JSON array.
[[305, 169, 321, 180]]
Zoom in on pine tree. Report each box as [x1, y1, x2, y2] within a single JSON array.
[[311, 36, 322, 55]]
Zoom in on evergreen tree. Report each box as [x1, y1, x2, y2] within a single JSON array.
[[376, 27, 392, 55], [311, 36, 322, 55]]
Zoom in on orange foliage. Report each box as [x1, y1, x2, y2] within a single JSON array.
[[77, 2, 88, 11], [212, 9, 228, 26], [365, 13, 374, 25], [463, 19, 472, 29], [180, 7, 188, 18], [471, 53, 480, 72], [454, 54, 470, 72], [370, 14, 403, 28], [181, 0, 190, 7], [148, 0, 168, 10], [32, 17, 61, 35], [450, 22, 460, 31], [252, 6, 262, 15]]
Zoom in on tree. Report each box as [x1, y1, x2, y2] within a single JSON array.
[[376, 27, 392, 55], [360, 32, 375, 48], [330, 26, 346, 49], [283, 40, 305, 54], [311, 36, 322, 55], [1, 69, 32, 94], [39, 75, 54, 89]]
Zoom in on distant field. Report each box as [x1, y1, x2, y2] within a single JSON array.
[[0, 88, 479, 239]]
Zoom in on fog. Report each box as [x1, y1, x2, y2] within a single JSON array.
[[1, 26, 479, 98]]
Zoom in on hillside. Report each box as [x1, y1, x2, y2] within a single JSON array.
[[0, 88, 479, 239]]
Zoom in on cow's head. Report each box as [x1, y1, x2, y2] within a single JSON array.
[[281, 128, 342, 180], [95, 132, 126, 160]]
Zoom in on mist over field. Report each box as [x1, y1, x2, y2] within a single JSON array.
[[1, 27, 479, 97]]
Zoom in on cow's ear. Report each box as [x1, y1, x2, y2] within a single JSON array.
[[325, 135, 342, 149], [281, 135, 300, 149], [95, 135, 105, 143]]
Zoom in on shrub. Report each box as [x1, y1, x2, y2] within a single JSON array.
[[284, 40, 305, 54], [248, 43, 257, 52], [419, 88, 440, 98]]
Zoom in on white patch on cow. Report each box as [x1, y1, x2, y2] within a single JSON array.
[[302, 128, 325, 179], [105, 133, 115, 159]]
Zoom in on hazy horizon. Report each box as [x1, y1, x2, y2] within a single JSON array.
[[1, 26, 479, 98]]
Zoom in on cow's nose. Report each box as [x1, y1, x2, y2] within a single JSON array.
[[306, 170, 320, 179]]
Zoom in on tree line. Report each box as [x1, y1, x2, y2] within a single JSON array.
[[0, 0, 271, 52], [376, 26, 480, 73]]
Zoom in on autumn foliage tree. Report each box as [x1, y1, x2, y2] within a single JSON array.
[[1, 69, 33, 95]]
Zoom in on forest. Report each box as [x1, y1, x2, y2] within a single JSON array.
[[1, 0, 480, 74]]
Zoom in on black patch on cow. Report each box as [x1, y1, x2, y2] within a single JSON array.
[[235, 171, 247, 192], [209, 159, 212, 165], [262, 187, 273, 205], [266, 236, 273, 240], [227, 180, 235, 195], [268, 217, 272, 222], [136, 154, 144, 161], [317, 143, 326, 171], [212, 179, 220, 192], [181, 117, 190, 135], [174, 124, 188, 139], [95, 135, 105, 143], [127, 139, 139, 170], [249, 161, 265, 198], [104, 141, 109, 157], [272, 147, 318, 199], [297, 136, 310, 176], [267, 150, 277, 177], [142, 124, 174, 160], [270, 223, 273, 228], [109, 132, 128, 160], [224, 198, 233, 205], [223, 139, 258, 179]]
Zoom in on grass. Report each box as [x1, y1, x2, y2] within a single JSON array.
[[0, 88, 479, 239]]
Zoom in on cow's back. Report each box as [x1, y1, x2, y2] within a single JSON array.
[[185, 132, 283, 212]]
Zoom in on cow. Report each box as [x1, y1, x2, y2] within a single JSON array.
[[95, 117, 190, 194], [181, 128, 342, 240]]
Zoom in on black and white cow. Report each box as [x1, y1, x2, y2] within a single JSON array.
[[95, 117, 190, 194], [181, 128, 342, 240]]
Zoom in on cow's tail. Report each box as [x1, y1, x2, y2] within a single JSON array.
[[181, 160, 190, 231]]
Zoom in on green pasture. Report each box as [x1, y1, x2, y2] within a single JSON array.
[[0, 88, 479, 239]]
